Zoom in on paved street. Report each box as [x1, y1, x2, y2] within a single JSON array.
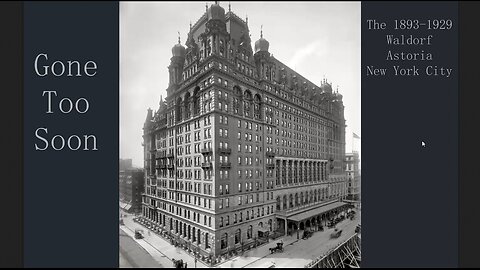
[[119, 252, 133, 268], [120, 208, 360, 268], [240, 214, 360, 268], [119, 227, 162, 268]]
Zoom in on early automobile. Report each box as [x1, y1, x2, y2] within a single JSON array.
[[134, 229, 144, 239], [330, 228, 343, 239]]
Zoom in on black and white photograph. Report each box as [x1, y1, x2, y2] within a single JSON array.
[[119, 1, 361, 268]]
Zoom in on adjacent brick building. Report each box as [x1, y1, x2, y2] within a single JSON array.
[[119, 164, 144, 214], [345, 152, 360, 202]]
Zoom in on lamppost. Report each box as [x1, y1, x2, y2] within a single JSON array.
[[229, 234, 235, 257], [194, 247, 198, 268]]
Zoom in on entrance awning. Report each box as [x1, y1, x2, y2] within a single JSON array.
[[288, 201, 348, 222], [258, 228, 269, 233]]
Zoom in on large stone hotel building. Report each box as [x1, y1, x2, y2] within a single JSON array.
[[141, 3, 348, 258]]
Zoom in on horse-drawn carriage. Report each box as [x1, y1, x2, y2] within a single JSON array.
[[172, 258, 187, 268], [269, 242, 284, 253], [302, 229, 313, 239]]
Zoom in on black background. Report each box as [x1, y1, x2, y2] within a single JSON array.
[[0, 1, 480, 268], [458, 1, 480, 268], [23, 2, 118, 267], [362, 1, 458, 267], [0, 1, 23, 268]]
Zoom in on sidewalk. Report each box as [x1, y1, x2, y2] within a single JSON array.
[[121, 211, 297, 268], [121, 213, 209, 268], [119, 209, 360, 268]]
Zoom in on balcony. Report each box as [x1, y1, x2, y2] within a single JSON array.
[[219, 162, 231, 168], [266, 163, 275, 169], [266, 151, 275, 157], [201, 162, 212, 169], [201, 147, 212, 154], [156, 164, 166, 169], [218, 148, 231, 154], [167, 164, 174, 170], [166, 153, 174, 158]]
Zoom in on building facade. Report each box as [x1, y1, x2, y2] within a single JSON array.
[[345, 152, 360, 202], [120, 158, 133, 171], [119, 167, 144, 213], [141, 3, 348, 257]]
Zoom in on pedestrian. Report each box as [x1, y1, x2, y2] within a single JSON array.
[[148, 230, 151, 236], [184, 262, 187, 268]]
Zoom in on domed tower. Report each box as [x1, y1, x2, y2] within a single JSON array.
[[207, 2, 226, 22], [167, 35, 186, 92], [254, 28, 269, 53], [199, 2, 230, 59], [254, 26, 273, 81]]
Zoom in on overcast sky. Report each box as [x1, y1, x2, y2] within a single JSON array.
[[120, 1, 361, 168]]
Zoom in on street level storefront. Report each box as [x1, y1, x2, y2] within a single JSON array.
[[276, 201, 350, 239]]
